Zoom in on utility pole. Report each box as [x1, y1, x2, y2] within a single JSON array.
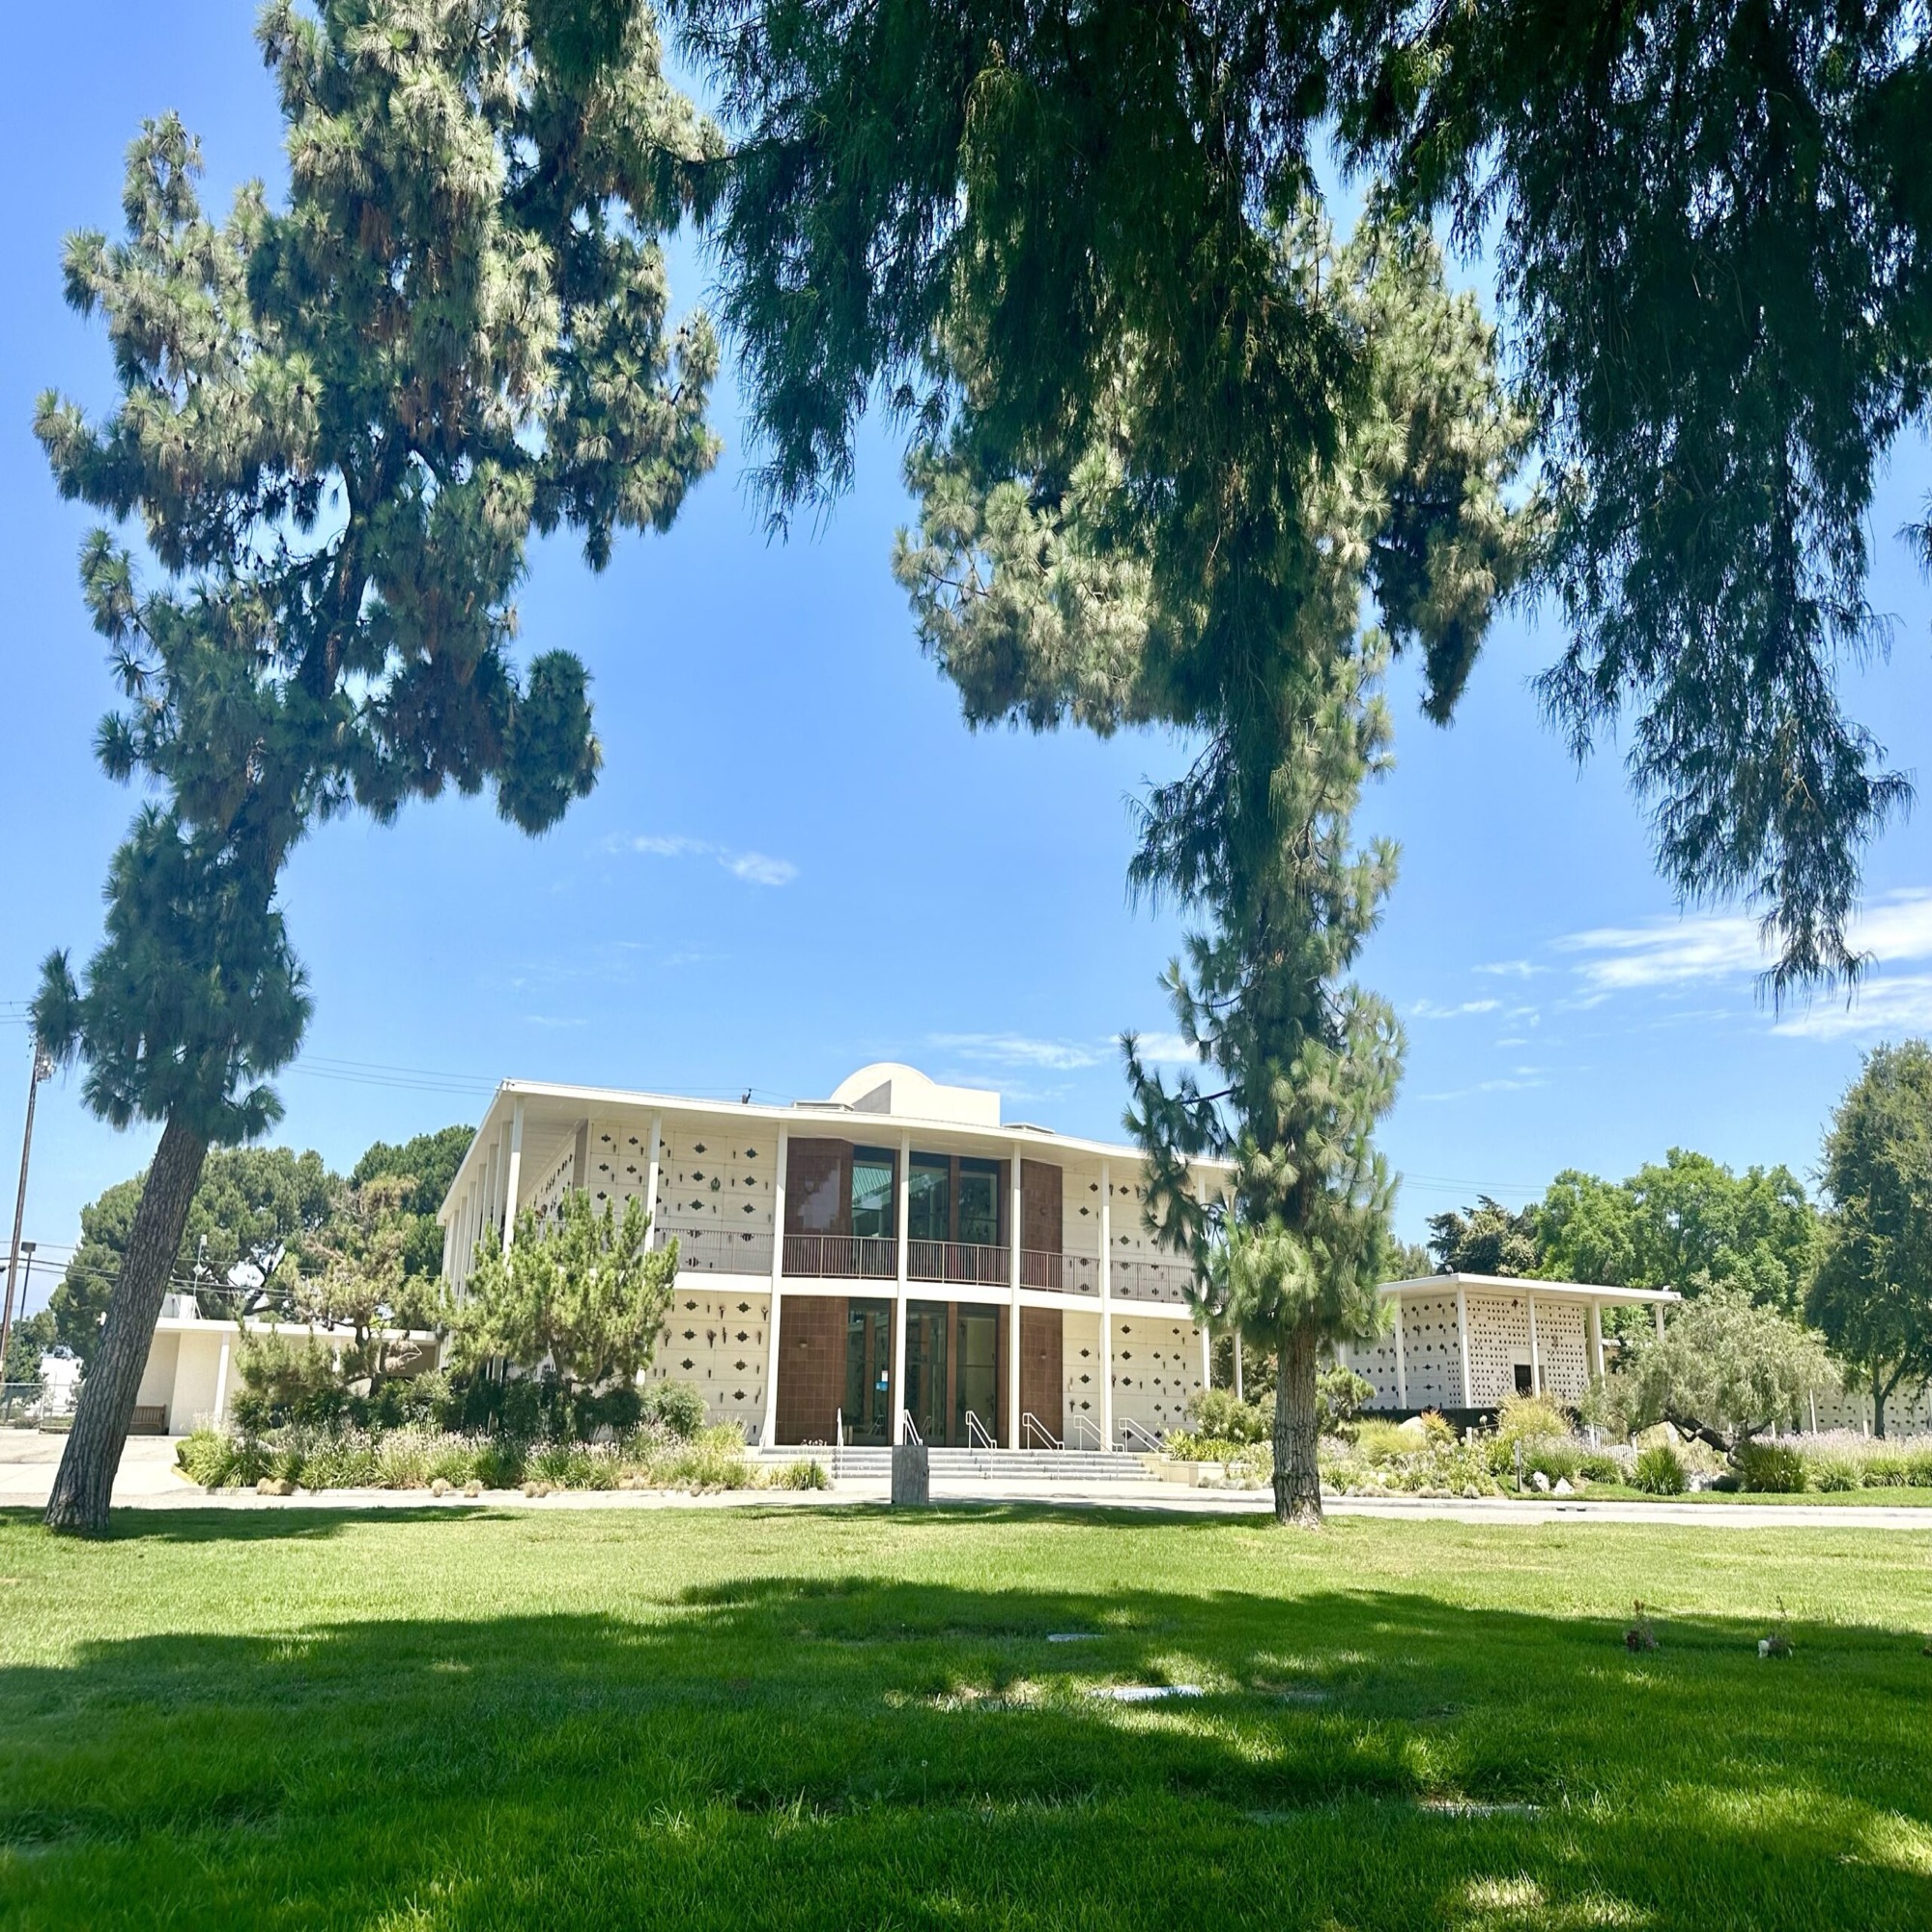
[[1, 1043, 54, 1378]]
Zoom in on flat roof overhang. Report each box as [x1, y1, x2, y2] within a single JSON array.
[[438, 1077, 1232, 1225], [1378, 1272, 1682, 1305]]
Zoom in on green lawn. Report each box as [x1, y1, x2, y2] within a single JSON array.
[[2, 1504, 1929, 1930]]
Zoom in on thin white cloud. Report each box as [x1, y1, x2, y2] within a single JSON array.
[[726, 851, 797, 887], [1409, 997, 1503, 1019], [613, 833, 798, 888], [1556, 889, 1932, 993], [1474, 959, 1547, 980], [929, 1033, 1106, 1071], [1133, 1031, 1204, 1065], [1773, 975, 1932, 1040]]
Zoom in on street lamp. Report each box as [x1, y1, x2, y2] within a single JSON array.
[[1, 1044, 54, 1378]]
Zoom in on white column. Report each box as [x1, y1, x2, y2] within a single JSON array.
[[1456, 1284, 1472, 1408], [760, 1125, 788, 1449], [440, 1211, 456, 1285], [642, 1111, 662, 1238], [897, 1131, 913, 1447], [1588, 1300, 1605, 1379], [1200, 1322, 1210, 1390], [213, 1337, 232, 1426], [1393, 1296, 1407, 1408], [500, 1099, 525, 1255], [1526, 1292, 1540, 1396], [481, 1137, 500, 1272], [1098, 1159, 1114, 1450], [1234, 1333, 1244, 1402], [1654, 1300, 1666, 1341], [1007, 1150, 1023, 1448]]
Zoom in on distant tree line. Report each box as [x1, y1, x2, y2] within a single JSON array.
[[1412, 1041, 1932, 1437]]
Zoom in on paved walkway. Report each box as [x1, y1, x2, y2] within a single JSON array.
[[6, 1433, 1932, 1526]]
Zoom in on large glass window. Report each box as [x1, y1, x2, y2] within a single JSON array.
[[955, 1310, 998, 1443], [957, 1158, 1001, 1248], [850, 1148, 896, 1240], [844, 1298, 893, 1445], [907, 1154, 950, 1243]]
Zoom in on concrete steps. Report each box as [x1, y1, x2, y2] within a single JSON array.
[[759, 1445, 1155, 1483]]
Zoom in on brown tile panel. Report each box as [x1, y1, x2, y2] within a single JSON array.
[[775, 1294, 848, 1444], [1020, 1307, 1064, 1439]]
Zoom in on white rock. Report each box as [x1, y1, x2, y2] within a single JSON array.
[[1553, 1477, 1574, 1496]]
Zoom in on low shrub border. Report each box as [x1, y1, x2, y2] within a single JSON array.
[[177, 1422, 825, 1495]]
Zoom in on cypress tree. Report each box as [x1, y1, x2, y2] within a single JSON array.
[[34, 0, 718, 1533]]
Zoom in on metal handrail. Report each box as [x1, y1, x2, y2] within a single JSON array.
[[834, 1407, 843, 1481], [963, 1408, 996, 1452], [1065, 1411, 1102, 1450], [1021, 1411, 1062, 1452], [782, 1233, 896, 1280], [907, 1238, 1009, 1287], [899, 1408, 923, 1447], [651, 1225, 775, 1276], [1109, 1259, 1199, 1304], [1118, 1417, 1163, 1454]]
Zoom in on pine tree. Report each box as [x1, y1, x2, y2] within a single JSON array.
[[895, 214, 1535, 1522], [33, 1, 718, 1533]]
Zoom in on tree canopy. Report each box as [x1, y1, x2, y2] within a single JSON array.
[[447, 1190, 676, 1396], [34, 0, 718, 1532], [676, 0, 1932, 984], [1809, 1039, 1932, 1435], [1426, 1197, 1541, 1278]]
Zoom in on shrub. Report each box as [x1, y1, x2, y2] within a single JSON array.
[[1809, 1452, 1863, 1492], [176, 1426, 237, 1488], [470, 1437, 526, 1490], [1495, 1392, 1574, 1447], [1733, 1438, 1807, 1493], [649, 1424, 753, 1490], [1190, 1386, 1270, 1445], [1161, 1432, 1255, 1463], [1633, 1443, 1687, 1494], [639, 1379, 706, 1439], [376, 1428, 438, 1489], [769, 1458, 831, 1491], [230, 1329, 349, 1434], [1577, 1450, 1625, 1484], [1316, 1365, 1375, 1433], [1350, 1419, 1415, 1463], [301, 1435, 381, 1490], [1520, 1438, 1584, 1485]]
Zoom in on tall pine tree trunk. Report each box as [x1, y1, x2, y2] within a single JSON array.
[[44, 1114, 208, 1535], [1271, 1319, 1322, 1526]]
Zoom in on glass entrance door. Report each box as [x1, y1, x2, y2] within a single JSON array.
[[843, 1298, 893, 1444], [904, 1299, 949, 1445], [954, 1309, 998, 1445]]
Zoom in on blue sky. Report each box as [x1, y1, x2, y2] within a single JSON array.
[[6, 3, 1932, 1317]]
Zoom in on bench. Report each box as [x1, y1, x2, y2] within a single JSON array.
[[128, 1405, 168, 1434]]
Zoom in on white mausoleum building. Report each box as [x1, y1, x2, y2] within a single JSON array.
[[439, 1065, 1225, 1450], [1349, 1273, 1680, 1413]]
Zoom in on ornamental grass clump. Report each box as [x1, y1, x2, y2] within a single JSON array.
[[1633, 1443, 1687, 1495], [1733, 1439, 1808, 1493]]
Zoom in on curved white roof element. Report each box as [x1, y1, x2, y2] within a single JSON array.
[[824, 1062, 1001, 1126]]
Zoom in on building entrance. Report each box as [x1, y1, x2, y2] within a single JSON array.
[[843, 1297, 893, 1444]]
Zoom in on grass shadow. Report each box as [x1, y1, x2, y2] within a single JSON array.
[[2, 1548, 1928, 1929]]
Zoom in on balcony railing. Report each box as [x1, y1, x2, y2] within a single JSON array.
[[653, 1226, 775, 1277], [781, 1232, 897, 1280], [1110, 1258, 1198, 1304], [908, 1238, 1009, 1287], [1022, 1249, 1102, 1294]]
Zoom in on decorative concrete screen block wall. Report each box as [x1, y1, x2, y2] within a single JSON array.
[[1062, 1309, 1102, 1427], [1466, 1294, 1531, 1408], [645, 1287, 769, 1435], [529, 1140, 578, 1228], [1110, 1315, 1204, 1437], [586, 1121, 653, 1214], [655, 1127, 778, 1275], [1399, 1293, 1464, 1409], [1808, 1383, 1932, 1435], [1535, 1300, 1589, 1402], [1355, 1324, 1401, 1408]]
